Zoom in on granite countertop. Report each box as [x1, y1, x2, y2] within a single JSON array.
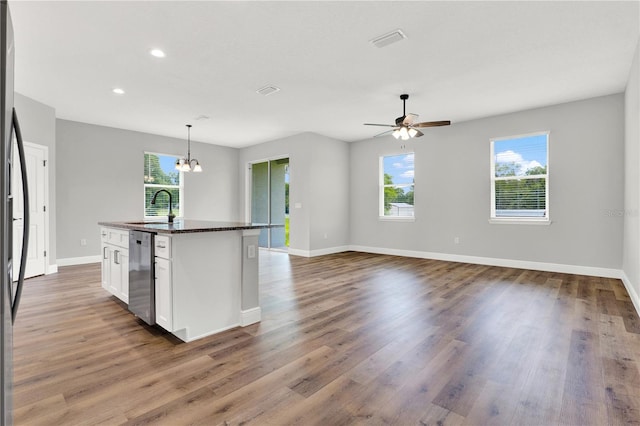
[[98, 219, 271, 234]]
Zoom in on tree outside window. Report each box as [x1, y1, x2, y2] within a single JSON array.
[[380, 153, 415, 218], [491, 133, 549, 221], [144, 153, 183, 218]]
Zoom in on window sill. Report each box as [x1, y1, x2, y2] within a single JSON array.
[[379, 216, 415, 223], [489, 218, 551, 225]]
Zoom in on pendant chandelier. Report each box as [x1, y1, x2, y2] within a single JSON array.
[[175, 124, 202, 172]]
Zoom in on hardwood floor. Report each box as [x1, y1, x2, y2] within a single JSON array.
[[12, 251, 640, 425]]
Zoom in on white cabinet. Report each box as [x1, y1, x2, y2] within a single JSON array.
[[154, 235, 172, 331], [110, 248, 128, 302], [154, 235, 171, 259], [154, 257, 172, 331], [100, 227, 129, 304], [98, 223, 261, 342], [100, 228, 110, 291], [101, 245, 110, 292]]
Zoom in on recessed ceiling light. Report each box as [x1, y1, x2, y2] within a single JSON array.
[[150, 48, 166, 58], [112, 88, 125, 95]]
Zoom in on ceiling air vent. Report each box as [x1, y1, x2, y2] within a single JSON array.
[[256, 85, 281, 96], [370, 29, 407, 48]]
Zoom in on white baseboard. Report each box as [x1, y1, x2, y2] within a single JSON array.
[[288, 245, 350, 258], [287, 248, 309, 257], [349, 245, 640, 317], [620, 272, 640, 319], [240, 307, 261, 326], [174, 324, 239, 343], [57, 255, 101, 267], [347, 245, 623, 279], [46, 264, 58, 274], [53, 247, 640, 320]]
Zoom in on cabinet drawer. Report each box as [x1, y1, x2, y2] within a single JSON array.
[[106, 228, 129, 248], [155, 235, 171, 259]]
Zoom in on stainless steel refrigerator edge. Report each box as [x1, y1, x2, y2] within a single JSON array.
[[0, 2, 14, 423], [128, 231, 155, 325], [2, 1, 29, 424]]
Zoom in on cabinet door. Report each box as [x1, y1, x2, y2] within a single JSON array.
[[101, 244, 110, 291], [110, 248, 122, 298], [118, 250, 129, 303], [155, 257, 172, 331]]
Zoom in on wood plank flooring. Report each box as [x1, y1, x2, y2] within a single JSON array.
[[12, 251, 640, 425]]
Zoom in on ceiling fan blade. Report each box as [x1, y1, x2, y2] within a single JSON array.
[[373, 129, 395, 138], [412, 120, 451, 128], [413, 129, 424, 137], [403, 113, 419, 126], [364, 123, 396, 127]]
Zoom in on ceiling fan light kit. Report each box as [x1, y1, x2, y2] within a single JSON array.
[[365, 94, 450, 140]]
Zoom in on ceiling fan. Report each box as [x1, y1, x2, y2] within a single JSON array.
[[364, 94, 450, 140]]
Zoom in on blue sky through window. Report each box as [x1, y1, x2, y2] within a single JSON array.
[[494, 134, 547, 176], [159, 155, 177, 173], [384, 153, 414, 185]]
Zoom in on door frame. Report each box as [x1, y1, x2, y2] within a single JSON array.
[[245, 155, 289, 249]]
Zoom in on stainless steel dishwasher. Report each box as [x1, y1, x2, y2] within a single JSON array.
[[128, 230, 155, 325]]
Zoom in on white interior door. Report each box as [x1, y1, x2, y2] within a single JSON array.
[[12, 141, 47, 279]]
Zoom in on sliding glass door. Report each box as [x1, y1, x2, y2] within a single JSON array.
[[251, 158, 289, 250]]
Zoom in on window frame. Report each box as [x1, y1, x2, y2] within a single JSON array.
[[379, 153, 416, 222], [143, 151, 184, 220], [489, 131, 550, 225]]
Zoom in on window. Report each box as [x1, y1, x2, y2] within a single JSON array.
[[380, 153, 415, 219], [144, 152, 183, 219], [490, 132, 549, 223]]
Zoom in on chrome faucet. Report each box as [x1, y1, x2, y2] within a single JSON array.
[[150, 189, 175, 223]]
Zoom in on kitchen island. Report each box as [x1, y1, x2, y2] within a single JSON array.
[[98, 220, 268, 342]]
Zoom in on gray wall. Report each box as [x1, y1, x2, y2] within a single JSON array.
[[623, 38, 640, 302], [16, 87, 632, 278], [239, 132, 350, 254], [350, 94, 624, 269], [56, 119, 240, 260], [14, 93, 57, 268]]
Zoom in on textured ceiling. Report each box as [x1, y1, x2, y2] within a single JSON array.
[[10, 1, 640, 148]]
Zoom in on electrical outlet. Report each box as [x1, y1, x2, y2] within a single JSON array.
[[80, 238, 87, 246], [454, 237, 460, 244], [248, 245, 256, 259]]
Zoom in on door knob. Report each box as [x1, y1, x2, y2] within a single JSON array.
[[12, 217, 22, 221]]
